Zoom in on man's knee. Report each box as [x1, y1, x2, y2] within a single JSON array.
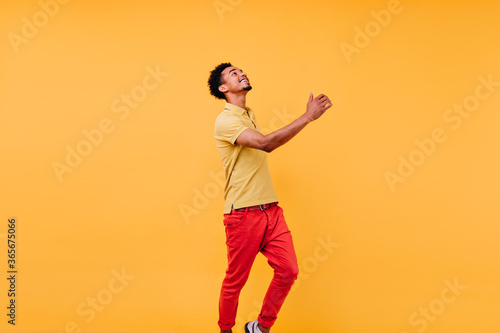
[[277, 262, 299, 285], [289, 262, 299, 281]]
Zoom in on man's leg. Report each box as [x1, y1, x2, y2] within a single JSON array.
[[258, 205, 299, 331], [218, 209, 268, 331]]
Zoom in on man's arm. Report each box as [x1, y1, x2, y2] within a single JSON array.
[[236, 93, 332, 153]]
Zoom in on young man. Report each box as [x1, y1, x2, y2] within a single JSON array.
[[208, 62, 332, 333]]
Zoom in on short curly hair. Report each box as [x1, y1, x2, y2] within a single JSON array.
[[208, 62, 232, 100]]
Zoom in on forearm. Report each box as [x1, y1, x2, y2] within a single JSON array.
[[235, 93, 332, 152], [262, 114, 311, 152]]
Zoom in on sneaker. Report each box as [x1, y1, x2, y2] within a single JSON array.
[[245, 321, 259, 333], [244, 320, 273, 333]]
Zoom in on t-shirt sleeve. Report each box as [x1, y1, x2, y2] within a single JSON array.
[[214, 113, 249, 145]]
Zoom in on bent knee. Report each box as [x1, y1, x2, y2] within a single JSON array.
[[277, 263, 299, 283], [289, 263, 299, 280]]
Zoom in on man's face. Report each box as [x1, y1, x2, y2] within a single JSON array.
[[219, 66, 252, 96]]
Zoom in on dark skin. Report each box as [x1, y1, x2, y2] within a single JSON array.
[[218, 66, 332, 333]]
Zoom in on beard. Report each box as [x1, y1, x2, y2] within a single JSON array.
[[243, 85, 253, 91]]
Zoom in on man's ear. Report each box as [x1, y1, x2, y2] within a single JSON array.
[[218, 85, 228, 94]]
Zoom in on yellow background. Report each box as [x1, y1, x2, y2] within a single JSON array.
[[1, 0, 499, 332]]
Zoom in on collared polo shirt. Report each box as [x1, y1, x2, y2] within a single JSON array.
[[214, 102, 278, 214]]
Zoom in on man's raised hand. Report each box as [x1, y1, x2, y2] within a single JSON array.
[[305, 92, 332, 122]]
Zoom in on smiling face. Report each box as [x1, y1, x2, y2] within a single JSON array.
[[218, 66, 252, 97]]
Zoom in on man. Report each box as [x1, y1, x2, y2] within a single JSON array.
[[208, 62, 332, 333]]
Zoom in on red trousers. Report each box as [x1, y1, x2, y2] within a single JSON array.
[[218, 203, 299, 330]]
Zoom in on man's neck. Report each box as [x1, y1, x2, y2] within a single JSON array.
[[226, 94, 247, 110]]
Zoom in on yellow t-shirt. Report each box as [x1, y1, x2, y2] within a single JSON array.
[[214, 103, 279, 214]]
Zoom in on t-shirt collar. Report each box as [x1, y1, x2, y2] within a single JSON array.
[[224, 102, 251, 115]]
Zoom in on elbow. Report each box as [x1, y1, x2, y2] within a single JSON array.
[[262, 146, 274, 153], [260, 138, 275, 153]]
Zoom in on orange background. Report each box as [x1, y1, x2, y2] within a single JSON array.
[[1, 0, 499, 332]]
